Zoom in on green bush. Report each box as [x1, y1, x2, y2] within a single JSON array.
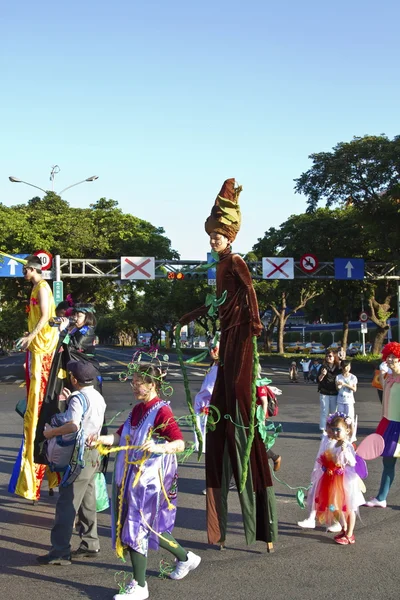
[[352, 353, 381, 364]]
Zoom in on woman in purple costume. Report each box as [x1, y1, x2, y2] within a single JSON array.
[[96, 365, 201, 600]]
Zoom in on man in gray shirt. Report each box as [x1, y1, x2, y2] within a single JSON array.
[[37, 360, 106, 565]]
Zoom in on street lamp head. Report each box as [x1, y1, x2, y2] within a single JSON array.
[[9, 176, 22, 183], [85, 176, 99, 182]]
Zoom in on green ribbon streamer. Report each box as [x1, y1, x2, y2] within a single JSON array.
[[271, 472, 312, 509], [184, 350, 210, 364], [175, 324, 204, 457], [239, 336, 259, 493], [205, 290, 227, 317], [255, 405, 282, 450], [255, 376, 272, 386]]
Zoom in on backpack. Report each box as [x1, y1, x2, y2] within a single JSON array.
[[266, 388, 279, 417], [44, 390, 90, 487]]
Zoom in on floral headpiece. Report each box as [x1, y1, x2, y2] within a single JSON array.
[[326, 412, 352, 426], [119, 347, 173, 397]]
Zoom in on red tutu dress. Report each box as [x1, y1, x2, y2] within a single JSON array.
[[311, 440, 365, 527]]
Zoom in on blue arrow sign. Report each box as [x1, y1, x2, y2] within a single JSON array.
[[334, 258, 364, 280], [207, 252, 217, 285], [0, 254, 28, 278]]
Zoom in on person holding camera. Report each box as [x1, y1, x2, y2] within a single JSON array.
[[34, 303, 102, 466], [318, 351, 340, 434]]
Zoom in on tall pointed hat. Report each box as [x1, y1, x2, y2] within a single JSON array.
[[204, 178, 242, 242]]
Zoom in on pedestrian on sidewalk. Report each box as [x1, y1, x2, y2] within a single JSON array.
[[300, 357, 311, 382], [336, 361, 357, 420], [289, 361, 299, 383], [309, 359, 321, 383], [318, 351, 340, 434]]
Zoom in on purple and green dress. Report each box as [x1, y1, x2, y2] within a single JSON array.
[[113, 401, 179, 557]]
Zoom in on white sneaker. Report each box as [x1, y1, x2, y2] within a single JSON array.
[[297, 517, 316, 529], [113, 580, 149, 600], [364, 497, 387, 508], [327, 522, 343, 533], [169, 551, 201, 580]]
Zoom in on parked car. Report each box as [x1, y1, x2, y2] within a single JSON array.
[[284, 341, 306, 353], [327, 343, 341, 351], [347, 342, 362, 356], [305, 342, 326, 354]]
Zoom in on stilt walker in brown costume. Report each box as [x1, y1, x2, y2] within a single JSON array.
[[179, 179, 277, 551]]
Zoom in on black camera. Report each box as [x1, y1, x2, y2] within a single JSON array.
[[49, 317, 75, 327]]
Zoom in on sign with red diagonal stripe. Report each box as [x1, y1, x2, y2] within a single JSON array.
[[299, 253, 319, 274], [262, 257, 294, 280], [121, 257, 155, 280]]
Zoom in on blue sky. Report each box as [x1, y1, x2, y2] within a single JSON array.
[[1, 0, 399, 260]]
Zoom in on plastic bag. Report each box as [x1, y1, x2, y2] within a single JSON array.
[[15, 398, 27, 418], [95, 472, 110, 512]]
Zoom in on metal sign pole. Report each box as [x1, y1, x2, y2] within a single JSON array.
[[398, 284, 400, 342]]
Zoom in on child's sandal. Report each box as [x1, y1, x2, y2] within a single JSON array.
[[333, 529, 347, 541], [335, 534, 355, 545]]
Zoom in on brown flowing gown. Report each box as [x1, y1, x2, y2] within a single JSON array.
[[180, 247, 278, 545]]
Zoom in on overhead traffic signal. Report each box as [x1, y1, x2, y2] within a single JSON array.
[[167, 271, 208, 281]]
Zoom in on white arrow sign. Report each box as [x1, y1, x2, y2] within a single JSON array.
[[7, 259, 18, 276], [345, 261, 354, 278]]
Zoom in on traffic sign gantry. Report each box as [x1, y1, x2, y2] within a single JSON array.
[[334, 258, 365, 280], [299, 253, 319, 274]]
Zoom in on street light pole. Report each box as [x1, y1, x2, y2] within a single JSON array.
[[9, 170, 98, 196], [360, 292, 366, 356], [59, 176, 99, 195], [49, 165, 60, 191], [8, 177, 47, 194]]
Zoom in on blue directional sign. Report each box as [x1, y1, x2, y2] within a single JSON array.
[[0, 254, 28, 278], [334, 258, 364, 280], [207, 252, 217, 285]]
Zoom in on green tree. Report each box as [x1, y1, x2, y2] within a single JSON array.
[[0, 193, 180, 343], [294, 135, 400, 352], [294, 134, 400, 211]]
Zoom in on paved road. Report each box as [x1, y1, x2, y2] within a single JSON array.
[[1, 351, 399, 600]]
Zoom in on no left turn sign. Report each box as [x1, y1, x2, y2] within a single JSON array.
[[299, 253, 319, 273]]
